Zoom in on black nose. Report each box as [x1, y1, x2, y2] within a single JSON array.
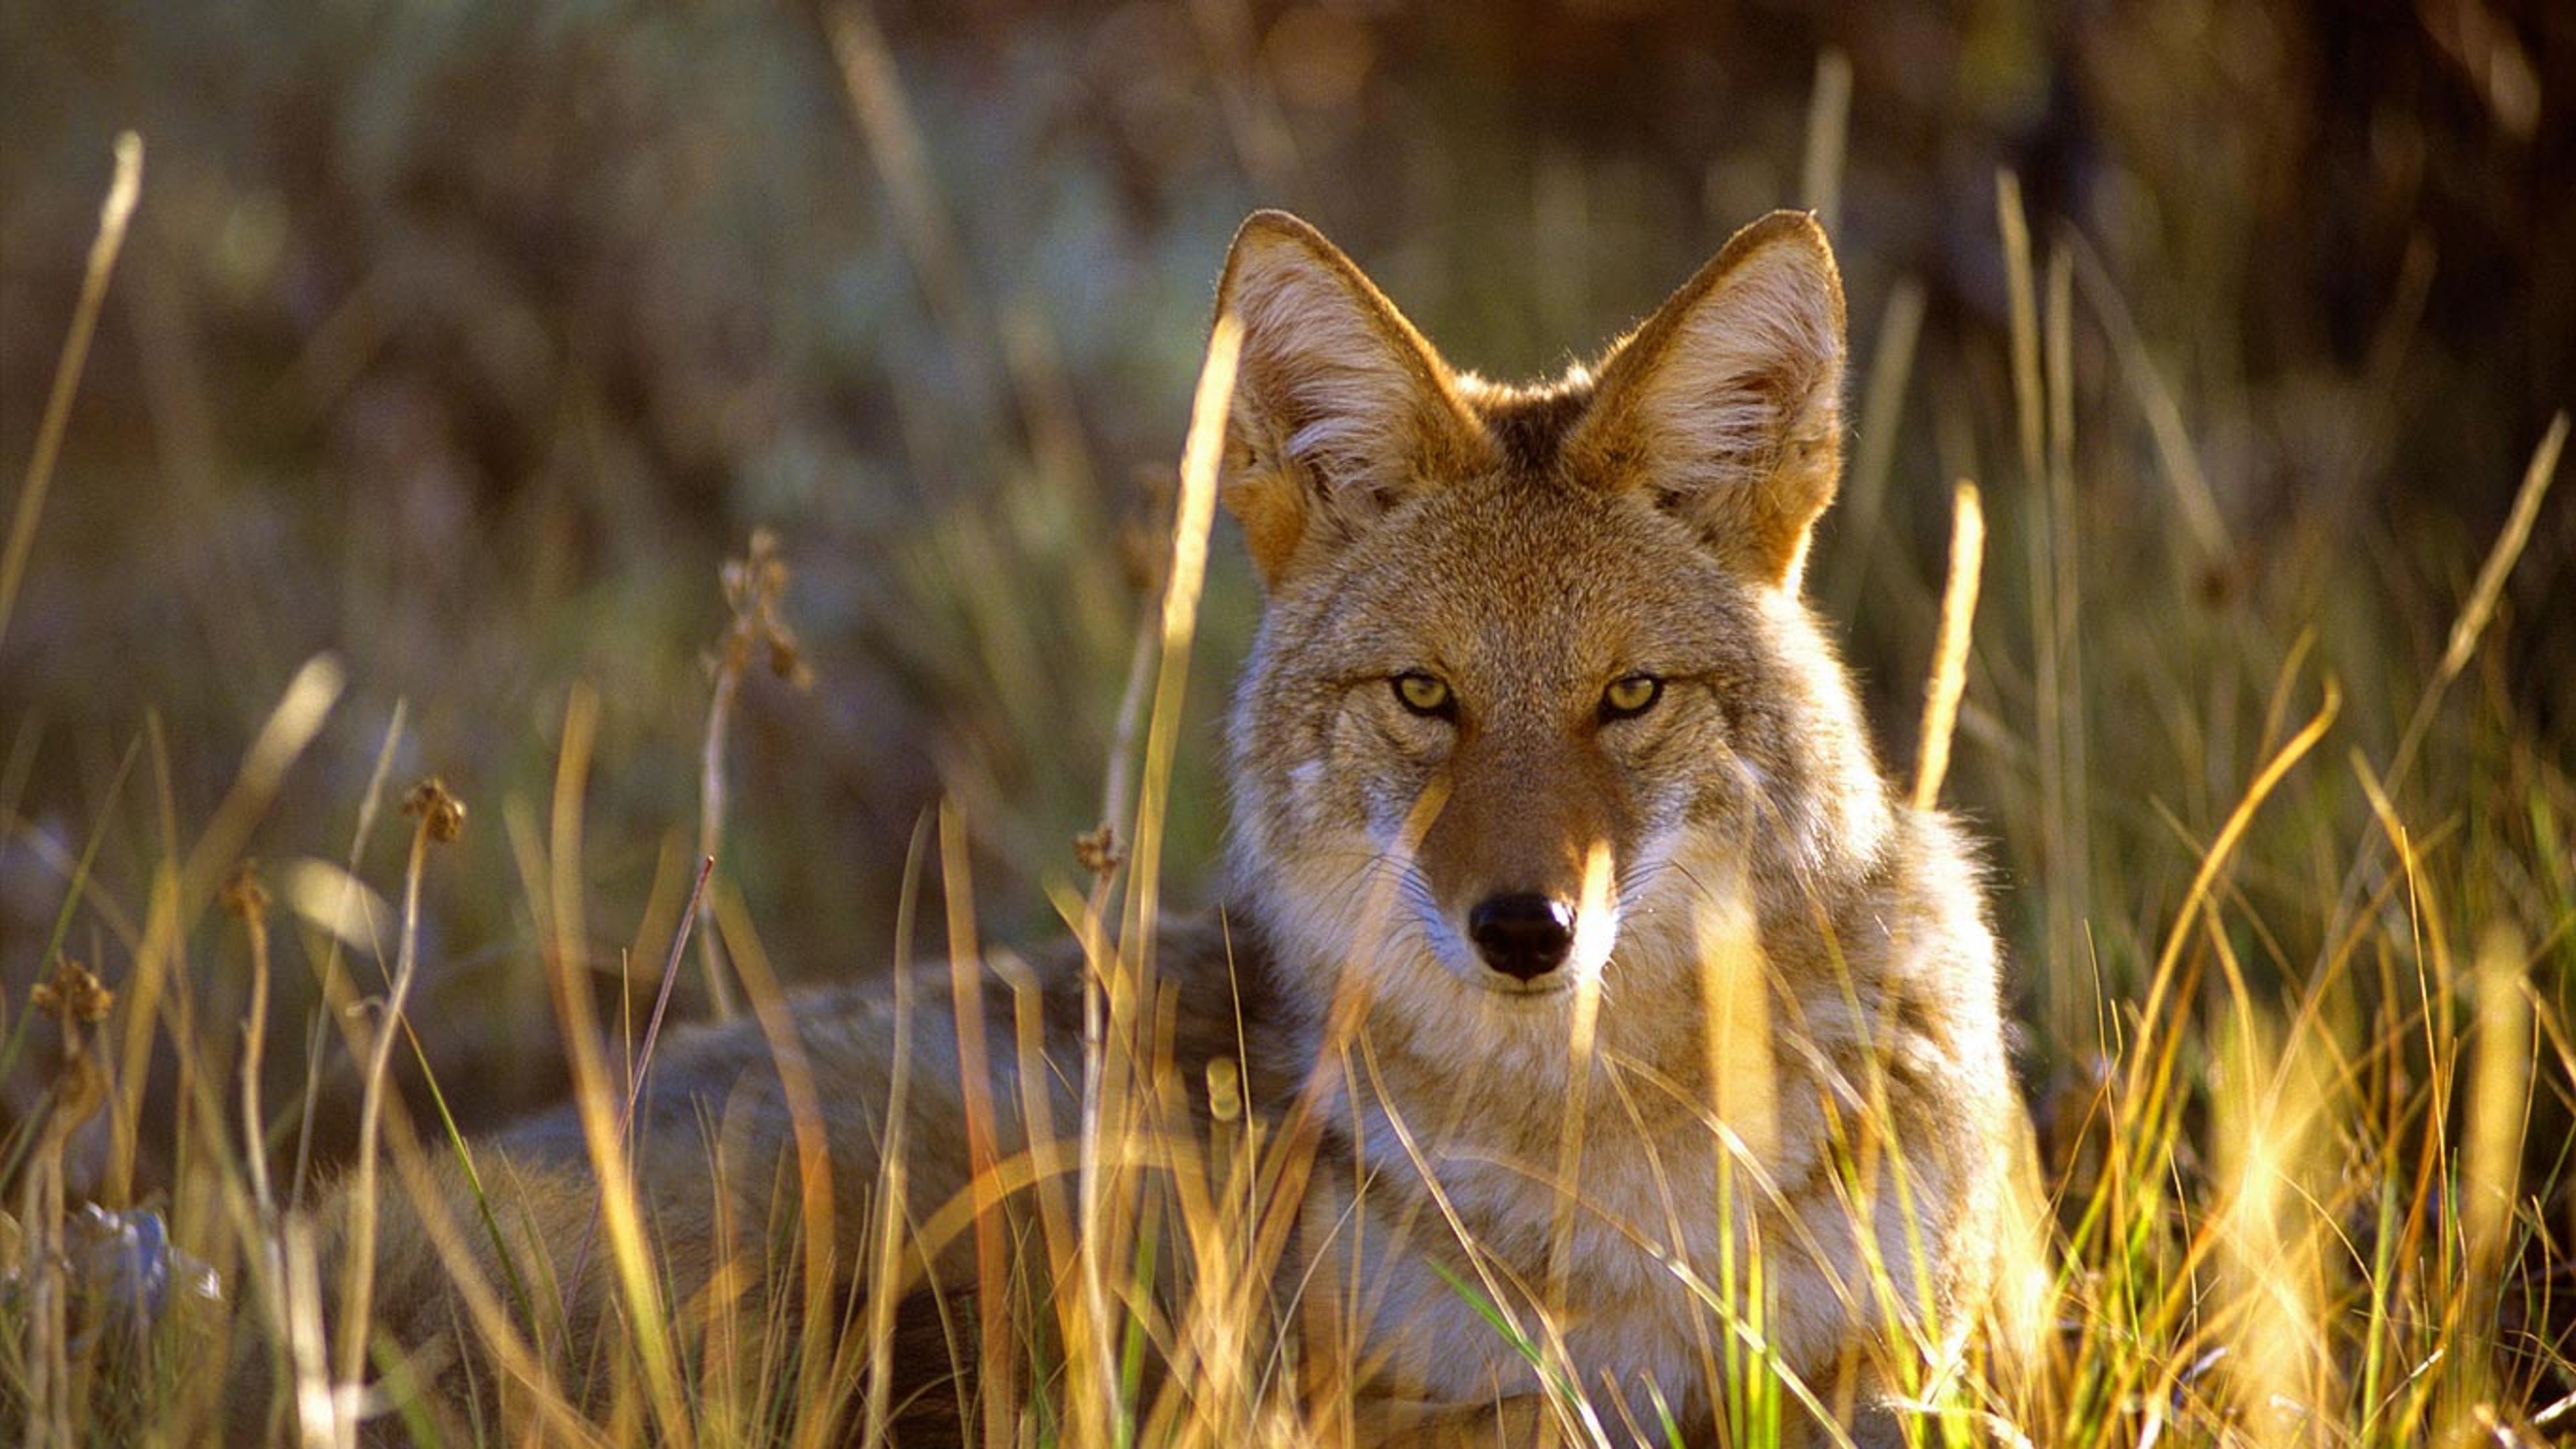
[[1467, 893, 1576, 981]]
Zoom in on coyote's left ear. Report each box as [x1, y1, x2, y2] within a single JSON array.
[[1568, 211, 1847, 590]]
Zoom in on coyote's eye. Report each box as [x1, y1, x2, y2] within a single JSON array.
[[1601, 674, 1663, 720], [1391, 672, 1455, 719]]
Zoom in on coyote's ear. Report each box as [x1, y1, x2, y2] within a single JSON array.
[[1568, 211, 1847, 590], [1212, 211, 1490, 587]]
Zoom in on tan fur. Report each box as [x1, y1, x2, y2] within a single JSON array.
[[1219, 210, 2031, 1445], [270, 211, 2035, 1447]]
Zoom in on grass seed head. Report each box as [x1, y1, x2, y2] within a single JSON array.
[[1205, 1057, 1242, 1123], [1073, 822, 1123, 875], [30, 957, 111, 1135], [717, 527, 814, 689], [30, 956, 113, 1027], [400, 776, 467, 843], [219, 857, 270, 920]]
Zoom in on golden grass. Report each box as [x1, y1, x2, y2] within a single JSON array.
[[0, 133, 139, 653], [3, 103, 2571, 1449], [1911, 482, 1984, 814]]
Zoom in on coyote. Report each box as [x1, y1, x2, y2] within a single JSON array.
[[266, 211, 2033, 1446]]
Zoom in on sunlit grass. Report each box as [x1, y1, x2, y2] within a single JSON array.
[[3, 65, 2572, 1449]]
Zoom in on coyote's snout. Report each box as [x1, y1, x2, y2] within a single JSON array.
[[265, 209, 2036, 1448]]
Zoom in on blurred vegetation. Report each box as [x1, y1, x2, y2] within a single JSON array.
[[2, 0, 2570, 1318]]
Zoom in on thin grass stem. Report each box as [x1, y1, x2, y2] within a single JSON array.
[[0, 133, 140, 651]]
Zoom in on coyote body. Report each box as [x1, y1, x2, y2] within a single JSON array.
[[295, 211, 2030, 1447]]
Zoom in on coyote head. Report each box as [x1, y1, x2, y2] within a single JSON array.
[[1214, 210, 1896, 1081]]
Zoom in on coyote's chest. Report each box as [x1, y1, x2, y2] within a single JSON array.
[[1342, 1042, 1776, 1281], [1309, 1085, 1756, 1418]]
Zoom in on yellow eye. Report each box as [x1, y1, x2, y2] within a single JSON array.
[[1601, 674, 1662, 719], [1393, 673, 1454, 717]]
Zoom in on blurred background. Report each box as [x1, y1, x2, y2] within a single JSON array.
[[3, 1, 2569, 1164]]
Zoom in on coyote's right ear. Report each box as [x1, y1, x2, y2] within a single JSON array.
[[1212, 211, 1491, 588]]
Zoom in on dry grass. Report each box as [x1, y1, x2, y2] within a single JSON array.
[[4, 25, 2573, 1448]]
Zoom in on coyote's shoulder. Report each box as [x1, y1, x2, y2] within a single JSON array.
[[268, 211, 2035, 1448]]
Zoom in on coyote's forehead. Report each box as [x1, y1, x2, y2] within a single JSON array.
[[1455, 372, 1596, 471], [1269, 466, 1763, 693]]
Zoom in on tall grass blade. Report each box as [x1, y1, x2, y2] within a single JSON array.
[[0, 133, 140, 651], [1913, 482, 1986, 812], [1799, 50, 1852, 233]]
